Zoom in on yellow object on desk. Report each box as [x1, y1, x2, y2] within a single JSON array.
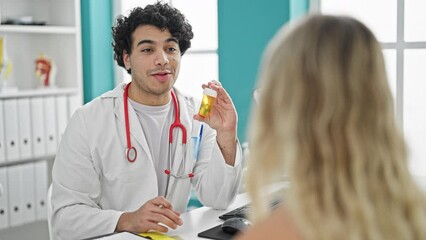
[[139, 232, 181, 240]]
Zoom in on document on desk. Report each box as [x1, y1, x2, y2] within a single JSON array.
[[92, 232, 148, 239]]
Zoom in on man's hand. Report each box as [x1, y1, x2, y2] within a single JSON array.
[[194, 80, 238, 166], [116, 196, 183, 233]]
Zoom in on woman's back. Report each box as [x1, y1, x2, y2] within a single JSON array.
[[240, 15, 426, 240]]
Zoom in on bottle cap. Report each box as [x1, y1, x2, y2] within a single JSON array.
[[203, 88, 217, 97]]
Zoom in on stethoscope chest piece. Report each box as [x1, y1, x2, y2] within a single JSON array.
[[126, 146, 137, 163], [123, 82, 194, 179]]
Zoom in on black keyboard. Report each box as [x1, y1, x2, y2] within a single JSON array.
[[218, 199, 282, 220]]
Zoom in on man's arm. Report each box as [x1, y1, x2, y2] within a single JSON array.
[[193, 81, 238, 166], [51, 110, 122, 239]]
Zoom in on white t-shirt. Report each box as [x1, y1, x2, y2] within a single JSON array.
[[129, 98, 174, 197]]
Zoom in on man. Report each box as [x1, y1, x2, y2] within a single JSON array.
[[51, 2, 242, 239]]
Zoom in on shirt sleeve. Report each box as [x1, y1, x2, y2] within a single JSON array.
[[191, 124, 243, 210]]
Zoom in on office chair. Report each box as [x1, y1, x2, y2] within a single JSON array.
[[47, 184, 53, 240]]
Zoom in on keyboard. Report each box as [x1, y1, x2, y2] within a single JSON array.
[[218, 199, 283, 220]]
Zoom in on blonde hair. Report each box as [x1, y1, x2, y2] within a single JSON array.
[[246, 15, 426, 240]]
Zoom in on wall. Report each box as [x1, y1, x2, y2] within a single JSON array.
[[81, 0, 115, 103], [80, 0, 309, 130], [218, 0, 309, 141]]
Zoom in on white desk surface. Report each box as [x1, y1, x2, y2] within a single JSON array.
[[96, 193, 250, 240], [166, 193, 250, 240]]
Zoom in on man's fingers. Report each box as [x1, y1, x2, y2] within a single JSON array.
[[144, 221, 169, 233], [152, 207, 183, 226], [151, 213, 180, 229], [151, 196, 172, 209]]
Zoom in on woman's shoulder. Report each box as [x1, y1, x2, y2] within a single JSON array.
[[235, 207, 303, 240]]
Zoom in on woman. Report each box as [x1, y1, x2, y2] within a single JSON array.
[[237, 15, 426, 240]]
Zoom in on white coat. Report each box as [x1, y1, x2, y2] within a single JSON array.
[[51, 83, 243, 240]]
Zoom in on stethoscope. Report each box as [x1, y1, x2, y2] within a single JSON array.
[[123, 82, 195, 182]]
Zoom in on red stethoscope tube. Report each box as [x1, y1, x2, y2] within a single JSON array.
[[123, 82, 194, 179]]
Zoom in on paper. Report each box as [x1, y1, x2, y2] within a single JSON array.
[[96, 232, 147, 239]]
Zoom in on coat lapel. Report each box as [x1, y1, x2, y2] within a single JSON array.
[[112, 83, 153, 162]]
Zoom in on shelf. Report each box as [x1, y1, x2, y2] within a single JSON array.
[[0, 25, 76, 34], [0, 155, 55, 168], [0, 87, 79, 99]]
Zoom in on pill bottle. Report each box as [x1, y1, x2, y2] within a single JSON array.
[[198, 88, 217, 117]]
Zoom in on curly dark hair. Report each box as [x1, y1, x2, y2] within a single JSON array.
[[112, 2, 194, 74]]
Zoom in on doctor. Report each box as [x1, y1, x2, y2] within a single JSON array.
[[51, 2, 242, 240]]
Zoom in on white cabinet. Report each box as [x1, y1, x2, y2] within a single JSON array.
[[0, 0, 83, 95], [0, 0, 83, 233]]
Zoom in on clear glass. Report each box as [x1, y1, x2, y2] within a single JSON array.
[[172, 0, 218, 50], [405, 0, 426, 42], [404, 49, 426, 176], [382, 49, 397, 102], [321, 0, 397, 43], [119, 0, 161, 16], [175, 53, 218, 98], [120, 0, 217, 51]]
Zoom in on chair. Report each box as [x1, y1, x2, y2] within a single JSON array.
[[47, 184, 53, 240]]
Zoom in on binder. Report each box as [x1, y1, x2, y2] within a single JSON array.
[[35, 160, 48, 220], [31, 97, 46, 157], [21, 163, 36, 224], [3, 99, 20, 162], [17, 98, 33, 160], [0, 167, 9, 230], [56, 95, 68, 145], [43, 96, 57, 155], [68, 94, 81, 118], [0, 101, 6, 163], [7, 165, 24, 226]]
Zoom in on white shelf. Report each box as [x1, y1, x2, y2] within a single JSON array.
[[0, 87, 78, 99], [0, 25, 76, 34]]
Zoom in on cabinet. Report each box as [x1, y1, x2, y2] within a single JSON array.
[[0, 0, 82, 236]]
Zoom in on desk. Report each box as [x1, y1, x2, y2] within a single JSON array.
[[96, 183, 289, 240], [166, 193, 250, 240], [95, 193, 250, 240]]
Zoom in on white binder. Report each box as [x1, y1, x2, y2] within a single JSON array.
[[35, 160, 48, 220], [0, 101, 6, 163], [43, 96, 58, 155], [68, 94, 81, 119], [21, 163, 36, 224], [56, 95, 69, 145], [7, 165, 24, 226], [31, 97, 46, 157], [17, 98, 33, 160], [3, 99, 20, 162], [0, 167, 9, 230]]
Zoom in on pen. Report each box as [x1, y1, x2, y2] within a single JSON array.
[[193, 124, 204, 160], [199, 124, 204, 143]]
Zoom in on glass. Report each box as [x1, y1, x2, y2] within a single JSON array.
[[119, 0, 161, 16], [321, 0, 397, 43], [403, 49, 426, 176], [405, 0, 426, 42], [175, 53, 219, 98], [172, 0, 218, 51], [382, 49, 397, 102]]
